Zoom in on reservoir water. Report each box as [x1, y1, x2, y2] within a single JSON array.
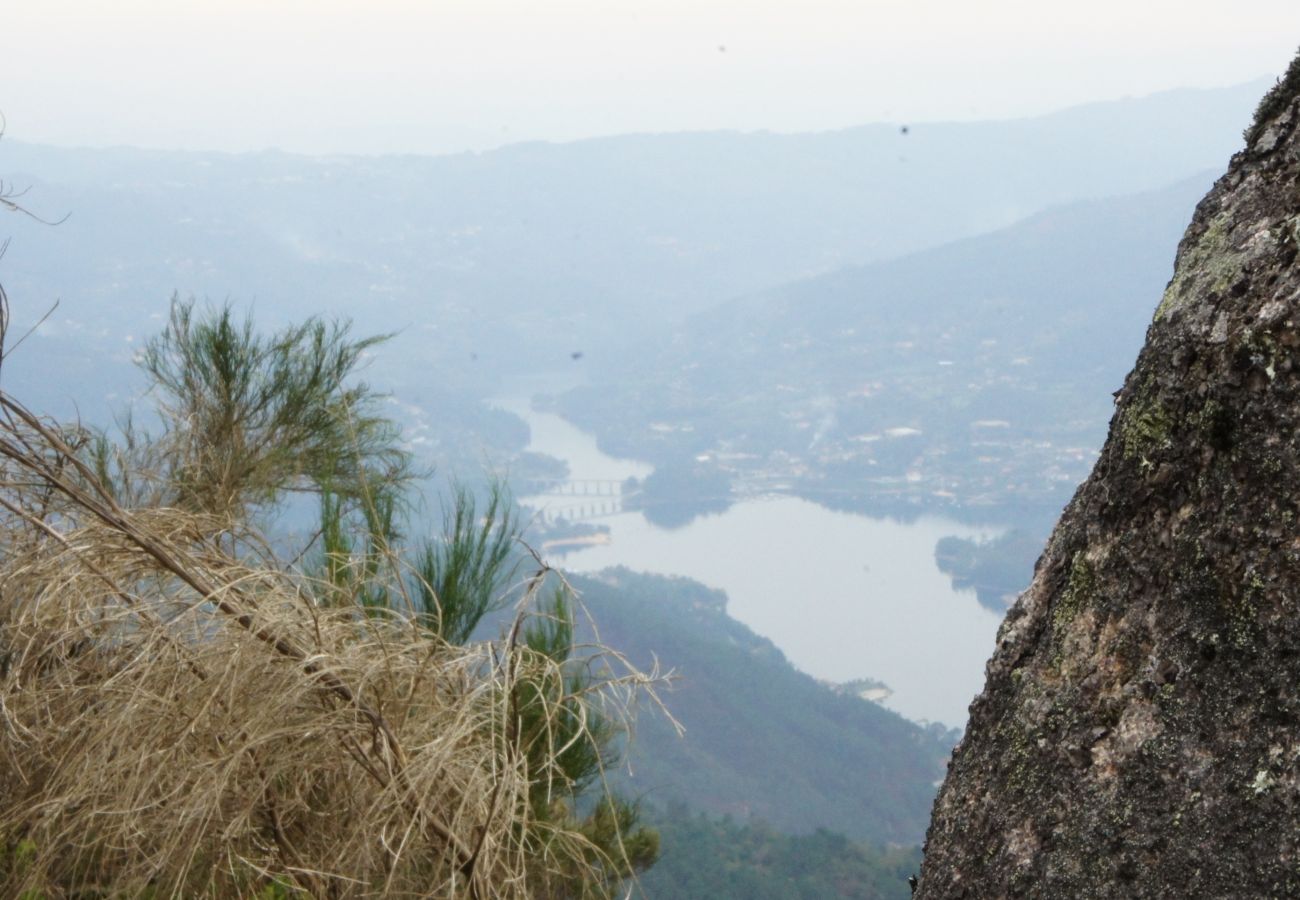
[[500, 397, 1005, 728]]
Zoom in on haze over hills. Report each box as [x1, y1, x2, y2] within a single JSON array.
[[0, 80, 1263, 418], [555, 172, 1221, 528]]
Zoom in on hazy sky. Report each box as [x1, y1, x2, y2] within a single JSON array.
[[4, 1, 1298, 155]]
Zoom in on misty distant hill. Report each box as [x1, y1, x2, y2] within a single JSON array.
[[555, 172, 1219, 526], [0, 80, 1263, 404]]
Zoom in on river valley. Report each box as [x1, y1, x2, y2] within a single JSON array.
[[499, 395, 1006, 728]]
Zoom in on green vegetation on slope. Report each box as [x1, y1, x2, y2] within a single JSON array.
[[639, 806, 920, 900], [565, 568, 956, 845]]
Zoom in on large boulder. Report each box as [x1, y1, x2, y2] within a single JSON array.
[[917, 56, 1300, 898]]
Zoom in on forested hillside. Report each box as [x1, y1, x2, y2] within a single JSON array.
[[567, 569, 954, 843], [640, 807, 920, 899]]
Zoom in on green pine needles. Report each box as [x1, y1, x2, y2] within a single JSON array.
[[0, 298, 663, 898], [414, 482, 520, 644], [138, 297, 411, 520]]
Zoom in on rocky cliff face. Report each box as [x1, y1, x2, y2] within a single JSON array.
[[917, 58, 1300, 899]]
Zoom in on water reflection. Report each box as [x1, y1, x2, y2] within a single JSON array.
[[499, 396, 1003, 728]]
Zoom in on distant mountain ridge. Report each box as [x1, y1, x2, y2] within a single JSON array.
[[0, 80, 1265, 403], [555, 172, 1222, 526]]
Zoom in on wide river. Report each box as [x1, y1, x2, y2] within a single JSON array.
[[499, 397, 1004, 728]]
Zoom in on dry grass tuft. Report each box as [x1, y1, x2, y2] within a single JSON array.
[[0, 391, 658, 898]]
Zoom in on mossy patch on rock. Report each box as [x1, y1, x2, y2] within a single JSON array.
[[1118, 389, 1174, 462], [1155, 212, 1243, 321], [1053, 551, 1098, 638]]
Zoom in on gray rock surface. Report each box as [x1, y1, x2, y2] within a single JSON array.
[[917, 55, 1300, 899]]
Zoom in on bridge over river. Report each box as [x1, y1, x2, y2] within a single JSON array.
[[518, 478, 632, 523]]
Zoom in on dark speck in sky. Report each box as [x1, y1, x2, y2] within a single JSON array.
[[571, 351, 584, 361]]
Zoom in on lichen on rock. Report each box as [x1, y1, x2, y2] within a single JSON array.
[[915, 53, 1300, 899]]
